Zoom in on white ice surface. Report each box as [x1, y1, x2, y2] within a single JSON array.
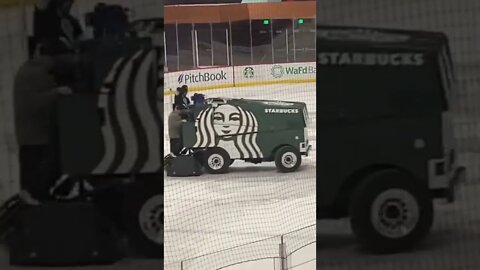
[[163, 83, 316, 270]]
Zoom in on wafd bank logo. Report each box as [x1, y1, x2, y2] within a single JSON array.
[[271, 65, 316, 78], [178, 71, 227, 84]]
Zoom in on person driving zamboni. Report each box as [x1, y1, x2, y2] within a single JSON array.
[[168, 104, 188, 156]]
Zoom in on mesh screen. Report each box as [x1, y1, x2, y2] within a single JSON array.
[[318, 0, 480, 269]]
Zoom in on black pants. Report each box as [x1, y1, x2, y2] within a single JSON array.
[[170, 138, 182, 155], [19, 144, 61, 201]]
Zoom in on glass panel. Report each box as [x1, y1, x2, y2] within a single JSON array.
[[164, 24, 178, 72], [231, 20, 252, 66], [194, 23, 212, 67], [272, 19, 291, 64], [211, 23, 229, 66], [251, 19, 273, 65], [293, 18, 315, 62], [177, 23, 194, 71]]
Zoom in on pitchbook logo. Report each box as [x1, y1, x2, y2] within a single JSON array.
[[178, 71, 227, 84]]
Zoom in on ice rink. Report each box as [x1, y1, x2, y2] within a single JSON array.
[[163, 83, 316, 270]]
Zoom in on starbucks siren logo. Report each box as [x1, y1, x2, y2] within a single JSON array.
[[271, 65, 284, 78], [243, 67, 254, 78]]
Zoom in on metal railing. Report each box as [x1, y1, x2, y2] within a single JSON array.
[[177, 225, 316, 270]]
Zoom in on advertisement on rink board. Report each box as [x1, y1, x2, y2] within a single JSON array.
[[237, 62, 316, 83], [164, 67, 234, 93], [164, 62, 315, 94]]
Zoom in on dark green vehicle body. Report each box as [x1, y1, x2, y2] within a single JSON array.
[[182, 98, 311, 163], [317, 26, 464, 218]]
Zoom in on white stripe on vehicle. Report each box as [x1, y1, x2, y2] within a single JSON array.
[[135, 51, 162, 172], [115, 50, 143, 174], [237, 109, 249, 158], [92, 57, 124, 174], [250, 111, 263, 158]]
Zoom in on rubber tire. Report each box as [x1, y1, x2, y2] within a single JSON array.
[[274, 145, 302, 173], [349, 169, 434, 253], [124, 176, 163, 258], [202, 148, 230, 174]]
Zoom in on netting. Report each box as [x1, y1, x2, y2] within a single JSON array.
[[163, 1, 316, 269], [174, 225, 316, 270], [317, 0, 480, 269]]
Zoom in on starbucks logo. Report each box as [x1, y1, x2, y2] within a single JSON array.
[[271, 65, 284, 78], [243, 67, 254, 78]]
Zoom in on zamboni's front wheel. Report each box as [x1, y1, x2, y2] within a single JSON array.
[[349, 169, 433, 253], [202, 148, 231, 174], [274, 145, 301, 173], [124, 177, 163, 258]]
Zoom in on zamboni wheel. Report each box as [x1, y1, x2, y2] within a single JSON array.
[[274, 145, 301, 173], [202, 147, 231, 174], [349, 169, 433, 253], [124, 176, 163, 258]]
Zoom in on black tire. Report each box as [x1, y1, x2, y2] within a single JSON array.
[[124, 176, 163, 258], [202, 148, 230, 174], [349, 169, 433, 253], [274, 145, 302, 173]]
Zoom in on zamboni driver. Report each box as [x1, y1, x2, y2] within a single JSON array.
[[14, 40, 77, 203], [168, 104, 188, 156]]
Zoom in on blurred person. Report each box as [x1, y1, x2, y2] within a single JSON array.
[[13, 40, 76, 202], [174, 84, 191, 110], [168, 104, 187, 156], [34, 0, 84, 50]]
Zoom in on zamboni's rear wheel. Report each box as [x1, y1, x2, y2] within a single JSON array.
[[274, 145, 301, 173], [349, 169, 433, 253], [202, 148, 231, 174], [124, 176, 163, 258]]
